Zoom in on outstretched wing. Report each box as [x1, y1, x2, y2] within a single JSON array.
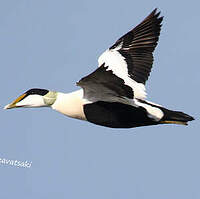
[[78, 9, 163, 103], [104, 8, 163, 84]]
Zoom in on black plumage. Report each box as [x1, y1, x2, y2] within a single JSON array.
[[77, 63, 133, 100], [110, 9, 163, 84], [84, 101, 158, 128]]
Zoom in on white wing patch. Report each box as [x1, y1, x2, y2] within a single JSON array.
[[134, 99, 164, 121], [98, 48, 147, 99]]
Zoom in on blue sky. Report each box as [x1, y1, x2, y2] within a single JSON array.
[[0, 0, 199, 199]]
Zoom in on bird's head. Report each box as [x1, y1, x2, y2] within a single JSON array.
[[4, 88, 57, 109]]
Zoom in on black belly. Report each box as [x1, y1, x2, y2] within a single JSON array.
[[83, 101, 158, 128]]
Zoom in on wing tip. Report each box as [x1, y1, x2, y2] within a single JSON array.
[[145, 8, 164, 24]]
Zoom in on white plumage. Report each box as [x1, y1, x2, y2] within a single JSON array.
[[52, 90, 86, 120], [98, 49, 147, 100]]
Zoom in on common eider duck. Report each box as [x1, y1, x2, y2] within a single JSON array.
[[4, 9, 194, 128]]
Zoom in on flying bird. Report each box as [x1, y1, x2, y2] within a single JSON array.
[[4, 9, 194, 128]]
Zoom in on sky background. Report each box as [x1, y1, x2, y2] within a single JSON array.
[[0, 0, 199, 199]]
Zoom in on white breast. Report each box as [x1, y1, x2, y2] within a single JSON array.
[[51, 89, 86, 120]]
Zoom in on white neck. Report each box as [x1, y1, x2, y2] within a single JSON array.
[[51, 89, 86, 120]]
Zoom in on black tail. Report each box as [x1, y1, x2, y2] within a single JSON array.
[[160, 108, 194, 125]]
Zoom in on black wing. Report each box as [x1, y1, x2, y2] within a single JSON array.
[[109, 8, 163, 84]]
